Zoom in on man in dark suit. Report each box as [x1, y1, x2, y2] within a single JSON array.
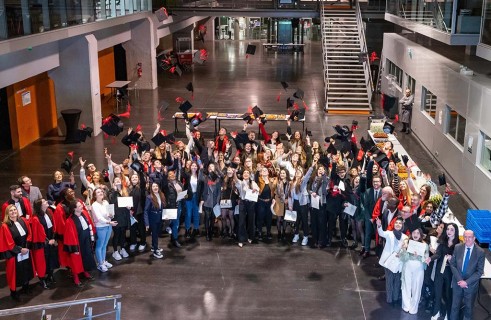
[[360, 175, 382, 257], [449, 230, 485, 320]]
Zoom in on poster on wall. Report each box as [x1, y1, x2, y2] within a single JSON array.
[[21, 91, 31, 106]]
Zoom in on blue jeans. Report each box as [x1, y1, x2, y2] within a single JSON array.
[[95, 225, 112, 264], [148, 212, 163, 251], [171, 202, 183, 240], [185, 193, 199, 230]]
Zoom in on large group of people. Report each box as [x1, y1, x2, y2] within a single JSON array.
[[0, 115, 485, 319]]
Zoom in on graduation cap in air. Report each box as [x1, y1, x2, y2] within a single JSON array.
[[305, 128, 312, 137], [246, 44, 256, 56], [326, 143, 337, 155], [189, 112, 205, 130], [252, 106, 267, 124], [374, 153, 389, 170], [61, 157, 73, 174], [383, 121, 395, 134], [242, 113, 254, 125], [101, 114, 124, 136], [360, 137, 376, 152], [401, 154, 410, 167], [293, 89, 304, 100], [286, 97, 294, 109], [130, 160, 144, 173], [186, 82, 194, 100], [179, 100, 193, 114], [289, 108, 306, 121], [281, 81, 289, 92], [318, 156, 330, 168], [438, 173, 446, 186], [122, 130, 142, 147], [151, 132, 166, 146], [163, 132, 175, 144], [77, 126, 93, 143]]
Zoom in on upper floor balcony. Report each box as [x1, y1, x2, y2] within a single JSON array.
[[385, 0, 482, 45]]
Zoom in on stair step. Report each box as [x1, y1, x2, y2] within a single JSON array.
[[326, 55, 359, 58], [328, 87, 367, 90], [325, 60, 362, 63], [327, 92, 368, 95], [328, 79, 366, 82], [328, 102, 371, 105]]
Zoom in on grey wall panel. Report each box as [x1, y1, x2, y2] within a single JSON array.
[[381, 33, 491, 209], [0, 42, 60, 88]]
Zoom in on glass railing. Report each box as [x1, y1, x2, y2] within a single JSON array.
[[0, 0, 152, 40], [163, 0, 320, 10], [386, 0, 482, 34]]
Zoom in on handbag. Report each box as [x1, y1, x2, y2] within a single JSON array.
[[220, 199, 232, 208]]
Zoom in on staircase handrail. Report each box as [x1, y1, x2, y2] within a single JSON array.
[[434, 0, 450, 32], [320, 1, 330, 110], [355, 0, 373, 103], [399, 0, 407, 18], [0, 295, 123, 319]]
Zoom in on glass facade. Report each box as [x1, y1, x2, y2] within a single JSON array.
[[0, 0, 151, 40]]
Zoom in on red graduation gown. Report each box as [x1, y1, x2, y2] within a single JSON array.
[[1, 197, 33, 221], [53, 202, 70, 267], [29, 216, 49, 278]]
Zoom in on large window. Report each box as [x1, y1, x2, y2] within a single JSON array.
[[386, 59, 403, 87], [445, 106, 466, 146], [422, 86, 437, 120], [480, 132, 491, 172], [405, 73, 416, 94]]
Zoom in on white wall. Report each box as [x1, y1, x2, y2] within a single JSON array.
[[381, 33, 491, 209]]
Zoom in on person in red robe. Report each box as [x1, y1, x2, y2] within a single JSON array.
[[2, 185, 33, 221], [52, 188, 75, 269], [1, 204, 34, 301], [63, 201, 97, 287], [31, 198, 59, 289]]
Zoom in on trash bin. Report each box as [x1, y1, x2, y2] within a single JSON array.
[[61, 109, 82, 143], [382, 94, 398, 119]]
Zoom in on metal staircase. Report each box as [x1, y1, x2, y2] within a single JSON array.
[[321, 1, 373, 114]]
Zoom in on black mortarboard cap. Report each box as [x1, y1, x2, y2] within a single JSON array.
[[179, 100, 193, 113], [101, 169, 110, 182], [235, 132, 249, 145], [252, 106, 264, 119], [286, 97, 294, 109], [374, 153, 389, 166], [101, 114, 124, 136], [305, 128, 312, 137], [392, 152, 401, 163], [438, 173, 446, 186], [242, 113, 254, 125], [360, 137, 376, 152], [246, 44, 256, 55], [401, 154, 410, 167], [293, 89, 304, 100], [189, 113, 204, 129], [128, 131, 141, 143], [281, 81, 289, 91], [78, 129, 90, 142], [130, 160, 144, 173], [61, 157, 73, 174], [186, 82, 194, 92], [352, 120, 359, 126], [151, 132, 166, 146], [163, 132, 175, 144], [289, 108, 306, 121], [158, 100, 170, 111], [318, 156, 330, 168], [383, 121, 395, 134]]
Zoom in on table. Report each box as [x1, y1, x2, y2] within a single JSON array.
[[173, 112, 305, 136], [61, 109, 82, 144], [106, 81, 131, 112]]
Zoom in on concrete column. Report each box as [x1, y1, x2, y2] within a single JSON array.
[[48, 35, 102, 136], [41, 0, 50, 31], [123, 17, 157, 89], [21, 0, 31, 35], [191, 22, 195, 52]]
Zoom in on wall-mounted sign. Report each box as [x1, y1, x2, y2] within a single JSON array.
[[21, 91, 31, 106], [467, 136, 473, 154]]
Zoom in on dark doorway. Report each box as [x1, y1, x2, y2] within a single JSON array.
[[114, 44, 127, 81], [0, 88, 13, 150]]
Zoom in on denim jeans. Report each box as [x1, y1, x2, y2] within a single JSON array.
[[148, 212, 163, 251], [170, 202, 183, 240], [185, 193, 199, 230], [95, 225, 112, 264]]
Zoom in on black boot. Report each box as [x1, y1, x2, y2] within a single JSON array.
[[21, 283, 30, 295], [10, 290, 20, 301], [400, 123, 406, 132], [173, 239, 182, 248], [40, 278, 50, 289], [184, 229, 190, 239], [48, 274, 56, 284]]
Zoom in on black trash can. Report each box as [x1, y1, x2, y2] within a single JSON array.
[[61, 109, 82, 143]]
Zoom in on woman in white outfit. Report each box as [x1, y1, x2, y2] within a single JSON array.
[[376, 216, 407, 306], [400, 228, 429, 314]]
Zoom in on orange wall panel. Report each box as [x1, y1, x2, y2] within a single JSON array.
[[98, 47, 115, 97], [7, 72, 57, 149]]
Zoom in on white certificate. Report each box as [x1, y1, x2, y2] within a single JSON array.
[[407, 240, 427, 257], [176, 190, 188, 202], [117, 197, 133, 208], [310, 194, 320, 209], [338, 180, 345, 191], [343, 203, 357, 216], [213, 204, 221, 217], [107, 204, 115, 217], [162, 209, 178, 220], [285, 210, 297, 222], [430, 236, 439, 251], [245, 189, 259, 202]]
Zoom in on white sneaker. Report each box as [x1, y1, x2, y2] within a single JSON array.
[[444, 315, 448, 320], [112, 251, 122, 261], [104, 261, 113, 269], [292, 234, 300, 243], [156, 248, 163, 253], [129, 244, 137, 252], [98, 264, 108, 272], [301, 236, 309, 246], [153, 250, 163, 259], [430, 312, 440, 320], [120, 248, 129, 258], [138, 244, 146, 252], [166, 227, 172, 235]]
